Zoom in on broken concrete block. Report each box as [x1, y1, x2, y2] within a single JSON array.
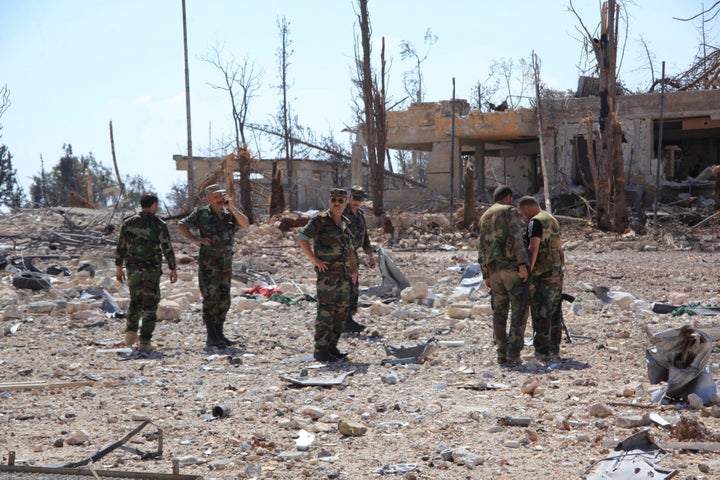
[[337, 419, 367, 436], [615, 414, 651, 428], [589, 404, 613, 418], [369, 302, 393, 316], [156, 300, 181, 320], [65, 300, 92, 314], [447, 303, 472, 319], [668, 291, 687, 305], [300, 406, 324, 421], [471, 303, 492, 316], [235, 297, 257, 311], [27, 301, 56, 314]]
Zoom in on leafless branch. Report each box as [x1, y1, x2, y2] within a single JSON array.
[[673, 1, 720, 21]]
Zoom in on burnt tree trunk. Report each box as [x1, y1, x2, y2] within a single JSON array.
[[462, 160, 477, 229], [269, 160, 285, 217], [357, 0, 386, 220], [588, 0, 628, 232]]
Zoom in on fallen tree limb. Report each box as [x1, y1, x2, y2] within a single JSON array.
[[48, 420, 152, 468]]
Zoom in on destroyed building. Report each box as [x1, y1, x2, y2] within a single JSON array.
[[383, 88, 720, 208]]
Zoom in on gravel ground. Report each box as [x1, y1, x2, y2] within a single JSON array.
[[1, 211, 720, 480]]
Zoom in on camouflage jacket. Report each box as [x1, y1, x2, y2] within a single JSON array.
[[343, 205, 372, 255], [527, 210, 564, 275], [179, 204, 239, 258], [297, 210, 354, 272], [115, 211, 177, 270], [478, 203, 529, 277]]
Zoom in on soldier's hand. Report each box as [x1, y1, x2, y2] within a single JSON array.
[[518, 264, 529, 282], [367, 255, 376, 268], [169, 269, 177, 283], [116, 266, 125, 284], [484, 278, 491, 289], [195, 237, 212, 246], [314, 260, 329, 272]]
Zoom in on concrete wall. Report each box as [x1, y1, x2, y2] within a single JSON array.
[[174, 155, 347, 212]]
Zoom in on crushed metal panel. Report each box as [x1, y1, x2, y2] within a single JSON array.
[[584, 430, 677, 480], [382, 338, 439, 365], [646, 325, 717, 404]]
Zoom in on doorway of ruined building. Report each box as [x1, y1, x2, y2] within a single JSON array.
[[653, 118, 720, 182]]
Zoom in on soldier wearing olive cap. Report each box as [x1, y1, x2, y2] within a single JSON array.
[[297, 188, 358, 362], [343, 186, 375, 333], [178, 184, 249, 349]]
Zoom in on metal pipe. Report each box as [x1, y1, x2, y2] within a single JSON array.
[[450, 78, 456, 211], [653, 61, 666, 220]]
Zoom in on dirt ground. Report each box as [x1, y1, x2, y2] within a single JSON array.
[[1, 207, 720, 480]]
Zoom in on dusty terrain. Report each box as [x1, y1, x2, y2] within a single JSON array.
[[1, 206, 720, 480]]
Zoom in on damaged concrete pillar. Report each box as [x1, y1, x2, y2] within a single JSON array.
[[427, 138, 461, 198]]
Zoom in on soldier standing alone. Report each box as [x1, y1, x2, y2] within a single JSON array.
[[115, 193, 177, 352], [178, 184, 249, 348], [518, 195, 565, 361], [343, 186, 376, 333], [478, 186, 529, 365], [297, 188, 358, 362]]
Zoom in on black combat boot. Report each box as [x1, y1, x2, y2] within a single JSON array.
[[218, 321, 237, 346], [343, 315, 366, 333], [205, 323, 227, 348]]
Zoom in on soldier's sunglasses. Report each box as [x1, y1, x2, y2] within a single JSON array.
[[330, 197, 346, 204]]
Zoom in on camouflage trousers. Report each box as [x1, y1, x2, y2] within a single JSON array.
[[488, 267, 529, 361], [349, 251, 360, 316], [126, 268, 162, 339], [198, 253, 232, 326], [314, 269, 351, 352], [529, 268, 564, 357]]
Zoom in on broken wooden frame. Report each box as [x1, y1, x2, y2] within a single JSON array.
[[1, 420, 200, 478]]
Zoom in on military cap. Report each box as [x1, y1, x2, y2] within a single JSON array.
[[350, 186, 366, 200], [205, 184, 226, 196], [329, 187, 348, 197]]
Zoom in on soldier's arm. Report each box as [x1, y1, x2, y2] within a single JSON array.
[[507, 209, 530, 266], [115, 226, 127, 283], [507, 209, 529, 281], [159, 224, 178, 284]]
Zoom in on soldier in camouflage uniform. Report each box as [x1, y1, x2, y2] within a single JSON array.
[[342, 186, 376, 333], [297, 188, 358, 362], [115, 193, 177, 352], [518, 196, 565, 361], [478, 186, 529, 365], [178, 184, 249, 349]]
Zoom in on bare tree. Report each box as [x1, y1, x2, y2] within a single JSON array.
[[202, 43, 261, 223], [354, 0, 388, 220], [400, 28, 437, 104], [572, 0, 628, 232], [469, 77, 500, 111], [488, 57, 534, 109], [0, 85, 9, 120]]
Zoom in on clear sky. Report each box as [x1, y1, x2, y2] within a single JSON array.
[[0, 0, 710, 201]]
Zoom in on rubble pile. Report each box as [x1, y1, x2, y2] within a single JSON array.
[[1, 206, 720, 479]]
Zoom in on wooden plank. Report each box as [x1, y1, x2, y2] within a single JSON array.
[[0, 380, 95, 392], [661, 441, 720, 451]]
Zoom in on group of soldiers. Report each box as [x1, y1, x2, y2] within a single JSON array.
[[115, 184, 373, 361], [116, 182, 563, 365], [478, 185, 565, 365]]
